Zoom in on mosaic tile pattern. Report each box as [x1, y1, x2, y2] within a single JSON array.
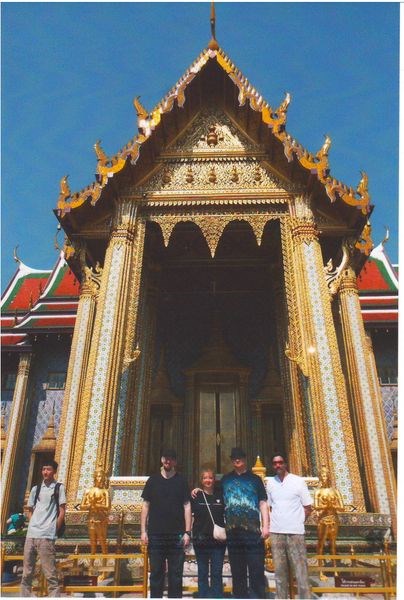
[[299, 374, 317, 471], [345, 295, 389, 513], [304, 244, 353, 503], [1, 398, 13, 431], [110, 479, 147, 505], [78, 244, 124, 497], [381, 386, 397, 441], [58, 298, 93, 482], [33, 390, 63, 446]]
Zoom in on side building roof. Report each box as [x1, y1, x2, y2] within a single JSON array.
[[357, 243, 398, 325], [1, 252, 79, 350]]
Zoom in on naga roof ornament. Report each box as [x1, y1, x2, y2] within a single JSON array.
[[355, 220, 374, 256], [56, 40, 371, 218]]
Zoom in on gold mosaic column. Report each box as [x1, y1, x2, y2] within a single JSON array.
[[68, 202, 144, 501], [90, 207, 145, 490], [273, 254, 310, 475], [338, 267, 396, 522], [1, 352, 32, 532], [113, 220, 148, 476], [55, 268, 99, 484], [286, 196, 365, 507]]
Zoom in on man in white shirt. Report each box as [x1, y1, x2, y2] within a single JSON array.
[[266, 454, 312, 599], [21, 460, 66, 597]]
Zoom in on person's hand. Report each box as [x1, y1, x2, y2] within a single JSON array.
[[261, 525, 269, 540], [191, 488, 202, 499], [182, 533, 191, 548], [141, 531, 148, 545]]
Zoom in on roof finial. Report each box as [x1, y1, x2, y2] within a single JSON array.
[[13, 245, 21, 264], [54, 223, 62, 252], [381, 226, 390, 247], [208, 1, 219, 50]]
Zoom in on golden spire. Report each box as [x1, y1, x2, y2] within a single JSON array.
[[252, 456, 267, 481], [208, 1, 219, 50]]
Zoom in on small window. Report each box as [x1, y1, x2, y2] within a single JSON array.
[[2, 372, 17, 391], [47, 372, 66, 390]]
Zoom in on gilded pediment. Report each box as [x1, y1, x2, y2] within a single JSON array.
[[136, 107, 297, 197], [167, 107, 257, 154], [139, 157, 294, 197]]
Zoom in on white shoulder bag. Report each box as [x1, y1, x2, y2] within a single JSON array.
[[202, 491, 227, 541]]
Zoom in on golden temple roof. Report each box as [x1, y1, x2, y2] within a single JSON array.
[[56, 43, 371, 219]]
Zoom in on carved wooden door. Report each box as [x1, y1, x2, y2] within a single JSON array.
[[199, 385, 237, 475]]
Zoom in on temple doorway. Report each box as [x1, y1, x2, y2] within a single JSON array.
[[142, 219, 288, 482]]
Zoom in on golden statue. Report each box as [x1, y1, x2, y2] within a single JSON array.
[[80, 466, 111, 554], [314, 466, 345, 580]]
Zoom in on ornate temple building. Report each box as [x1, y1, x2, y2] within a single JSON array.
[[1, 27, 397, 536]]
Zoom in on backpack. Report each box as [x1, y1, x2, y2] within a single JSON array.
[[33, 481, 66, 538]]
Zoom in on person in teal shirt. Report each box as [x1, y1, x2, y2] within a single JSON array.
[[221, 448, 269, 599]]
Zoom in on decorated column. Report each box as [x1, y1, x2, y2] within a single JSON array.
[[68, 201, 144, 501], [273, 252, 310, 475], [117, 260, 155, 475], [287, 195, 365, 508], [338, 267, 396, 523], [1, 352, 32, 531], [55, 264, 100, 484]]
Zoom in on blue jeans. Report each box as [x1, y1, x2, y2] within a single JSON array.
[[148, 534, 185, 598], [227, 529, 266, 599], [194, 542, 226, 598]]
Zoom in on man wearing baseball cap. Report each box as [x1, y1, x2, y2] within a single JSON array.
[[141, 448, 191, 598], [221, 447, 269, 598]]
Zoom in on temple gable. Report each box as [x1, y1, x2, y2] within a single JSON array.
[[138, 108, 295, 197]]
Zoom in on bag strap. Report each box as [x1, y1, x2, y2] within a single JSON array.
[[34, 481, 63, 516], [202, 491, 216, 526], [54, 482, 61, 516], [33, 484, 41, 507]]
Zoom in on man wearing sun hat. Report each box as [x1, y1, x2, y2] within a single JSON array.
[[221, 447, 269, 599]]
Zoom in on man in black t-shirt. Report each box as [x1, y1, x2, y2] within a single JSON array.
[[141, 449, 191, 598]]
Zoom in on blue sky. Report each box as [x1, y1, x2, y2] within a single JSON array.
[[1, 2, 399, 288]]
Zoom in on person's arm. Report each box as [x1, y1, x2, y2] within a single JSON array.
[[259, 500, 270, 539], [140, 501, 150, 545], [57, 504, 66, 532], [301, 480, 313, 520], [182, 502, 192, 548], [191, 487, 202, 499], [26, 484, 39, 521]]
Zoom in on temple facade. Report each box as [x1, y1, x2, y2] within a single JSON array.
[[1, 37, 397, 535]]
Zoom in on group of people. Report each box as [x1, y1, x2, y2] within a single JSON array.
[[141, 447, 313, 599], [18, 449, 314, 598]]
